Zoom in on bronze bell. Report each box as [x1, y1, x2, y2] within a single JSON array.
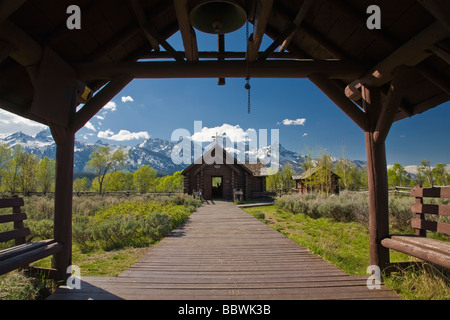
[[189, 0, 247, 34]]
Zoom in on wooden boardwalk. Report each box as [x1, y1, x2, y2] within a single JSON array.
[[48, 201, 400, 300]]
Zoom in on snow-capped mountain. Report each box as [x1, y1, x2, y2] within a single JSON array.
[[0, 129, 364, 175], [0, 129, 184, 175]]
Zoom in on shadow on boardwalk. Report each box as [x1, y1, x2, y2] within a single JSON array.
[[49, 201, 401, 300]]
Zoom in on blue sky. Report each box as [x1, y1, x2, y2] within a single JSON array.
[[1, 26, 449, 167]]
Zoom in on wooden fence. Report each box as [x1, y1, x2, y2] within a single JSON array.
[[0, 191, 183, 198]]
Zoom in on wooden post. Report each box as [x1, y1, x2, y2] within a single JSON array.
[[362, 86, 390, 270], [50, 124, 75, 280]]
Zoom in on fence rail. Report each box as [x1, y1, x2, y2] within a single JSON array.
[[0, 191, 183, 198]]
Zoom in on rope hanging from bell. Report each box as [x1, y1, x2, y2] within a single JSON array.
[[245, 78, 251, 114], [245, 20, 251, 114]]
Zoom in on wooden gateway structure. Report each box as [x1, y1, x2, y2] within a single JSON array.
[[0, 0, 449, 279], [182, 144, 271, 201]]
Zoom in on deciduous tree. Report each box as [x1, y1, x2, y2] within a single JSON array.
[[85, 145, 128, 194], [133, 165, 157, 194]]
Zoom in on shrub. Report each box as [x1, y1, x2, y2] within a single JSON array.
[[71, 196, 201, 252], [93, 215, 140, 251], [389, 197, 414, 231], [274, 191, 419, 227], [26, 219, 53, 241], [24, 197, 54, 220], [72, 216, 97, 253], [141, 212, 172, 241], [252, 210, 266, 221]]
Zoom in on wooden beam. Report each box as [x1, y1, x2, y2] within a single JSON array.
[[264, 24, 310, 59], [140, 51, 304, 60], [431, 41, 450, 65], [50, 124, 75, 281], [217, 34, 225, 85], [279, 0, 313, 52], [274, 2, 349, 59], [88, 23, 141, 62], [299, 23, 349, 59], [0, 20, 43, 85], [415, 64, 450, 96], [0, 20, 42, 66], [362, 86, 390, 270], [0, 0, 27, 25], [417, 0, 450, 32], [410, 92, 450, 117], [71, 75, 133, 132], [0, 98, 47, 125], [144, 22, 184, 62], [373, 67, 410, 144], [174, 0, 198, 62], [247, 0, 273, 62], [346, 21, 449, 99], [31, 47, 79, 127], [130, 0, 182, 62], [394, 92, 449, 122], [308, 73, 369, 131], [76, 60, 367, 81], [0, 40, 12, 63], [328, 0, 398, 51], [258, 23, 297, 61], [130, 0, 160, 52]]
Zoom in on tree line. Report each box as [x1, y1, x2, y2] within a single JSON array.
[[266, 151, 449, 193], [0, 143, 183, 195], [0, 144, 56, 194], [1, 142, 448, 195], [388, 160, 449, 188]]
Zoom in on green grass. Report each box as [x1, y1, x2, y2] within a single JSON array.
[[0, 194, 202, 300], [31, 246, 149, 277], [244, 204, 450, 300], [245, 205, 374, 275]]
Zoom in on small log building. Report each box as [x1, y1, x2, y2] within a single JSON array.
[[292, 167, 340, 195], [182, 144, 273, 201]]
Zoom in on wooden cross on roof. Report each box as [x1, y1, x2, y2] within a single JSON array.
[[212, 132, 224, 144]]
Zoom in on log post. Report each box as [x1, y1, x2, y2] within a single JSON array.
[[50, 124, 75, 280], [361, 86, 390, 270]]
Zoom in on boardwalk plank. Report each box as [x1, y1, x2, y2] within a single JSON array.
[[49, 201, 401, 300]]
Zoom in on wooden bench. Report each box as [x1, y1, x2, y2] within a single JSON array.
[[0, 197, 63, 276], [381, 185, 450, 269]]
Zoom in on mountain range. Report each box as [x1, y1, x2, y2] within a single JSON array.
[[0, 129, 365, 175]]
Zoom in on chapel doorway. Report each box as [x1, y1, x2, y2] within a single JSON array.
[[211, 177, 223, 199]]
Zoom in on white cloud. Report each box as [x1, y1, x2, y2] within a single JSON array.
[[190, 124, 256, 143], [82, 133, 94, 140], [282, 118, 306, 126], [0, 109, 47, 136], [95, 115, 104, 120], [121, 96, 134, 103], [84, 121, 96, 132], [98, 129, 150, 142], [303, 133, 308, 137], [104, 101, 117, 112]]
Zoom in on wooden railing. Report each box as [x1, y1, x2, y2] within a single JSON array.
[[381, 185, 450, 269], [0, 191, 183, 198]]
